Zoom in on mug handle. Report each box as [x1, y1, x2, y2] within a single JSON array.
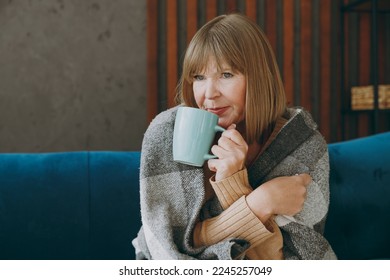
[[214, 125, 225, 133], [204, 154, 217, 160], [204, 125, 226, 160]]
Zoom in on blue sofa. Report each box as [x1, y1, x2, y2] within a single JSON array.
[[0, 132, 389, 260]]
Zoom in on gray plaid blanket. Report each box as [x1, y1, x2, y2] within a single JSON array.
[[132, 106, 337, 260]]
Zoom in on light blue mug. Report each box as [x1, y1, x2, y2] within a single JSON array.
[[173, 107, 225, 167]]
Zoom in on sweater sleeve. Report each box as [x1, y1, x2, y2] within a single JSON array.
[[209, 168, 252, 210], [193, 169, 283, 259], [193, 195, 274, 248]]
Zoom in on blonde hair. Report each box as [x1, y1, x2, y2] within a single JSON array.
[[176, 13, 286, 144]]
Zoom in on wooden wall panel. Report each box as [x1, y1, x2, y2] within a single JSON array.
[[358, 13, 371, 137], [246, 0, 257, 21], [319, 0, 332, 141], [330, 0, 341, 142], [283, 0, 294, 107], [344, 0, 357, 140], [147, 0, 390, 143], [300, 0, 312, 113], [379, 14, 390, 132], [226, 0, 237, 13], [186, 0, 198, 44], [265, 0, 277, 53], [206, 0, 218, 21]]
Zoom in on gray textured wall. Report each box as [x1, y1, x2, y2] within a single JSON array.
[[0, 0, 147, 152]]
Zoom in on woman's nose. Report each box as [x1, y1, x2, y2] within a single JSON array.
[[204, 80, 220, 99]]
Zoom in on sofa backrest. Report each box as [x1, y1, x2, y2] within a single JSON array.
[[0, 151, 141, 260]]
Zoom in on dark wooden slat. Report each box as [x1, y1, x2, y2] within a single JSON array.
[[265, 0, 277, 54], [376, 15, 389, 133], [310, 0, 321, 123], [358, 13, 371, 137], [386, 15, 390, 84], [198, 0, 206, 27], [330, 0, 341, 142], [283, 0, 294, 106], [237, 0, 246, 14], [178, 0, 187, 73], [380, 15, 390, 133], [257, 0, 265, 30], [347, 11, 359, 140], [293, 0, 301, 106], [378, 14, 385, 84], [300, 0, 312, 112], [319, 0, 332, 142], [217, 0, 225, 15], [276, 0, 283, 72], [311, 0, 320, 125]]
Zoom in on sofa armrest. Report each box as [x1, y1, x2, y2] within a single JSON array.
[[325, 132, 390, 260]]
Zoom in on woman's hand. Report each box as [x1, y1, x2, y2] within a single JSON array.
[[246, 174, 312, 223], [207, 124, 248, 181]]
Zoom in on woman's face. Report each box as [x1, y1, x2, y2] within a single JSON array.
[[192, 58, 246, 129]]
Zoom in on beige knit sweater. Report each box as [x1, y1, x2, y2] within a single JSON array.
[[193, 169, 284, 259], [193, 118, 288, 259]]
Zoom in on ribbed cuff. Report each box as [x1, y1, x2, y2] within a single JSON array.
[[210, 169, 253, 210], [194, 196, 273, 248]]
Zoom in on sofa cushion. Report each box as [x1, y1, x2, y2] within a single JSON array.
[[88, 151, 141, 259], [0, 152, 90, 259], [0, 151, 141, 260]]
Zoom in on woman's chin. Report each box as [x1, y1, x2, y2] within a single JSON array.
[[218, 120, 234, 130]]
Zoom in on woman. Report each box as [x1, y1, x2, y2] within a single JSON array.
[[133, 13, 336, 260]]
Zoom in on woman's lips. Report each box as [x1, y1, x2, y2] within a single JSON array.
[[206, 107, 229, 116]]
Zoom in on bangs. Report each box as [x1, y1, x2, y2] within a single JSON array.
[[183, 33, 244, 82]]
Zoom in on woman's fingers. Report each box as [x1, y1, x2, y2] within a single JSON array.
[[221, 127, 246, 147], [207, 159, 217, 172], [208, 125, 248, 181], [297, 173, 312, 186]]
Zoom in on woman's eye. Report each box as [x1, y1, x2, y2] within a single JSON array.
[[222, 72, 233, 79], [193, 75, 205, 81]]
